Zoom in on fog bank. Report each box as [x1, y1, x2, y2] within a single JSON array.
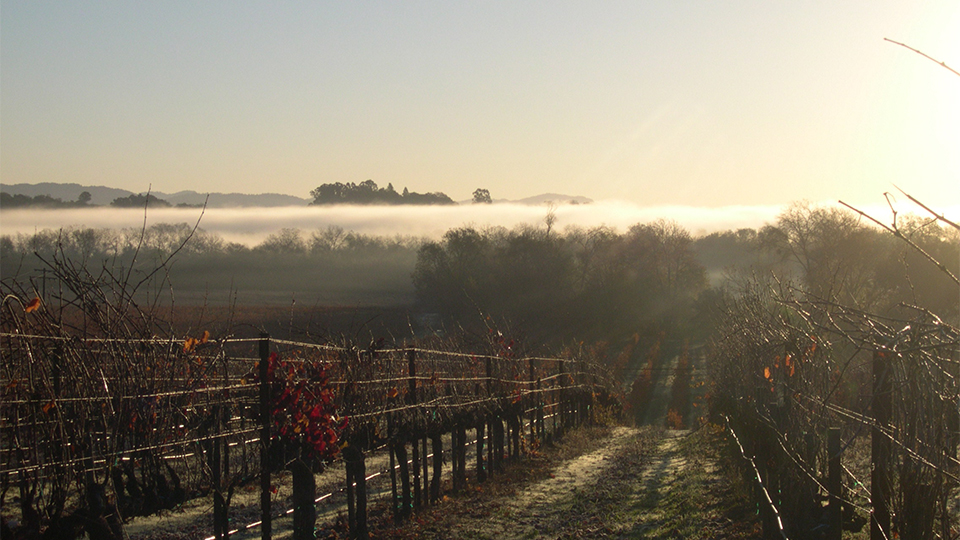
[[1, 200, 941, 246]]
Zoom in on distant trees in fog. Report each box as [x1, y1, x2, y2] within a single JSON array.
[[310, 180, 455, 205], [412, 219, 709, 342], [411, 202, 959, 345], [472, 188, 492, 204], [1, 190, 199, 209], [110, 193, 173, 208], [0, 191, 95, 209], [1, 224, 423, 305]]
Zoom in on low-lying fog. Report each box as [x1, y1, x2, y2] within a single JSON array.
[[2, 201, 806, 245]]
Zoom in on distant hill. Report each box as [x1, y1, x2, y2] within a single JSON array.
[[513, 193, 592, 205], [152, 190, 310, 208], [458, 193, 593, 205], [1, 183, 310, 208]]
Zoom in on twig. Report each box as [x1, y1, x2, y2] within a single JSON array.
[[885, 38, 960, 78]]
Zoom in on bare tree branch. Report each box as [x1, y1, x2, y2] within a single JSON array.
[[894, 185, 960, 231], [839, 199, 959, 286], [885, 38, 960, 78]]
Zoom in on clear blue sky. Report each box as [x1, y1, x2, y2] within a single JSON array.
[[2, 2, 958, 206]]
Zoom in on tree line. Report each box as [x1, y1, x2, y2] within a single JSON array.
[[0, 191, 200, 209], [309, 180, 456, 205]]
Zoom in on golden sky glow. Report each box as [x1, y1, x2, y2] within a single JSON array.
[[2, 2, 958, 207]]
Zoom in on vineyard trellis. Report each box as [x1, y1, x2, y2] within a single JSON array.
[[711, 196, 960, 540], [0, 327, 618, 539]]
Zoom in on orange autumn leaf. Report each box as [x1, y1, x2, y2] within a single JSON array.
[[42, 401, 56, 414], [764, 367, 771, 380], [24, 297, 41, 313], [387, 387, 399, 399], [200, 330, 210, 344], [788, 363, 796, 377], [183, 337, 198, 353]]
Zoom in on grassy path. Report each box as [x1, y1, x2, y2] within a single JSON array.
[[378, 425, 762, 539]]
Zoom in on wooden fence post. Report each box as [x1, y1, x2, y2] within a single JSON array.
[[396, 441, 411, 520], [355, 450, 367, 539], [529, 358, 536, 445], [51, 346, 67, 525], [407, 349, 421, 510], [509, 412, 520, 459], [258, 333, 272, 540], [346, 456, 356, 534], [827, 427, 841, 540], [421, 437, 429, 507], [458, 424, 467, 483], [343, 444, 368, 539], [485, 357, 495, 477], [476, 420, 486, 483], [450, 427, 460, 494], [872, 350, 891, 540], [388, 421, 398, 523], [411, 439, 421, 511], [536, 364, 544, 442], [430, 433, 442, 502], [221, 371, 231, 538], [212, 403, 227, 540], [452, 425, 467, 492], [291, 459, 315, 540], [558, 360, 566, 438]]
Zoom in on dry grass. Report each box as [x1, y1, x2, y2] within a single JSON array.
[[363, 424, 764, 539]]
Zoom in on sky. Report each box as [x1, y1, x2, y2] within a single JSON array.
[[2, 2, 959, 208]]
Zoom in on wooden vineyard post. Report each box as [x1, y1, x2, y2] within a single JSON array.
[[827, 427, 841, 540], [872, 350, 892, 540], [291, 459, 316, 540], [452, 425, 467, 493], [356, 450, 368, 539], [457, 424, 467, 486], [51, 346, 67, 524], [529, 358, 536, 445], [388, 413, 399, 523], [411, 439, 421, 510], [258, 333, 272, 540], [485, 357, 496, 477], [509, 412, 520, 460], [424, 434, 430, 506], [346, 459, 356, 534], [430, 433, 442, 502], [396, 441, 411, 520], [407, 349, 421, 510], [536, 363, 544, 442], [558, 360, 566, 438], [476, 419, 486, 482], [450, 428, 460, 494], [474, 357, 487, 483], [580, 359, 588, 426], [343, 444, 368, 539], [213, 403, 227, 540], [222, 372, 231, 537], [421, 437, 429, 507]]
